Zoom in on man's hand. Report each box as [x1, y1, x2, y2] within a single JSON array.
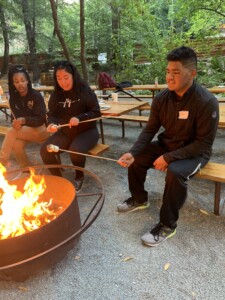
[[153, 155, 168, 171], [117, 152, 134, 168]]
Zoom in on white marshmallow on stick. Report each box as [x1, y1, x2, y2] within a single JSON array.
[[47, 144, 59, 152], [46, 144, 118, 162]]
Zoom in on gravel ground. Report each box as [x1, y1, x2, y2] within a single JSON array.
[[0, 111, 225, 300]]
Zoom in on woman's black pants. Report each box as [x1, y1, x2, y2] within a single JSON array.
[[40, 127, 99, 179]]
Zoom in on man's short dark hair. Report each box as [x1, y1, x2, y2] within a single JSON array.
[[167, 46, 197, 69]]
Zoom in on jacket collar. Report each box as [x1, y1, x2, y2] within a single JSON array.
[[168, 81, 196, 101]]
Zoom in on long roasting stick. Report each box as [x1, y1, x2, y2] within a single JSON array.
[[57, 115, 114, 128], [47, 144, 118, 162]]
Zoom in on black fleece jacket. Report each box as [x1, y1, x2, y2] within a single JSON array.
[[129, 82, 219, 163], [9, 89, 47, 127], [47, 84, 101, 136]]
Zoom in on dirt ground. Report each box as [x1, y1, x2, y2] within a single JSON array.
[[0, 110, 225, 300]]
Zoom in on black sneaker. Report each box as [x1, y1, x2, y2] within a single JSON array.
[[141, 222, 176, 247], [74, 176, 84, 192], [117, 197, 149, 213]]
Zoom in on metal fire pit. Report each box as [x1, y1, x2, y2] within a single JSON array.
[[0, 165, 105, 281]]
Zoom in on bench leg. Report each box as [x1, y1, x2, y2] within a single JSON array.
[[99, 119, 105, 144], [138, 109, 143, 127], [214, 182, 225, 215], [121, 120, 125, 138]]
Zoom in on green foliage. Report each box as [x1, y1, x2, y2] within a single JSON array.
[[197, 57, 225, 87], [1, 0, 225, 85]]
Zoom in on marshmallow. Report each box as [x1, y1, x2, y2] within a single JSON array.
[[47, 144, 60, 152]]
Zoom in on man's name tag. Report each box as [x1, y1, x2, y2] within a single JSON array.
[[179, 111, 189, 119]]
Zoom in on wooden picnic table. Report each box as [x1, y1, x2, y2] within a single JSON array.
[[99, 100, 147, 143], [208, 86, 225, 94], [99, 100, 148, 116], [91, 84, 168, 100], [33, 85, 54, 93], [0, 98, 147, 143], [0, 99, 10, 120], [32, 84, 225, 99]]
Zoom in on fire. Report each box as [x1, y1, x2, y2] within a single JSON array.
[[0, 164, 57, 239]]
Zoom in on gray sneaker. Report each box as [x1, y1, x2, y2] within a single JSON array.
[[141, 222, 176, 247], [117, 197, 149, 213]]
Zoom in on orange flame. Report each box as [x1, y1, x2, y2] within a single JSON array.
[[0, 164, 56, 239]]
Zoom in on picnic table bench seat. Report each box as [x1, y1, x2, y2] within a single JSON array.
[[0, 126, 8, 136], [108, 115, 149, 137], [195, 162, 225, 215]]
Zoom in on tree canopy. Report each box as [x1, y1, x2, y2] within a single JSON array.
[[0, 0, 225, 86]]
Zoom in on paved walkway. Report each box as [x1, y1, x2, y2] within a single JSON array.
[[0, 112, 225, 300]]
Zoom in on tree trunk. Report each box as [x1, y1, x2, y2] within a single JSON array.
[[80, 0, 89, 82], [0, 4, 9, 78], [49, 0, 71, 61], [21, 0, 40, 83], [110, 2, 120, 71]]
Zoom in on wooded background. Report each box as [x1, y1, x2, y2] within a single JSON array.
[[1, 0, 225, 86]]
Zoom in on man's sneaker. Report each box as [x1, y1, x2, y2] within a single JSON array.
[[117, 197, 149, 213], [141, 222, 176, 247]]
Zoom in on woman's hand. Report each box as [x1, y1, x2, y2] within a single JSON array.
[[47, 123, 58, 133], [12, 117, 25, 130], [117, 152, 134, 168], [69, 117, 80, 127]]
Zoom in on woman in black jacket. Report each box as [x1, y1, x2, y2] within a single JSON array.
[[0, 65, 48, 169], [40, 61, 101, 191]]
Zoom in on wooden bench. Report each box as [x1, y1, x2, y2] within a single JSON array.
[[0, 126, 8, 136], [109, 115, 149, 137], [195, 162, 225, 215], [155, 162, 225, 216], [139, 103, 151, 112], [56, 143, 109, 167], [88, 143, 109, 156], [217, 97, 225, 103], [109, 113, 225, 137]]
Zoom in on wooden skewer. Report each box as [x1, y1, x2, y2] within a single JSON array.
[[57, 115, 114, 129], [47, 144, 118, 162]]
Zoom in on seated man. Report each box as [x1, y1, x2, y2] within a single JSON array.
[[117, 46, 219, 247]]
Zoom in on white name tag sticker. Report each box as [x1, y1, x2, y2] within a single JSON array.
[[178, 111, 189, 119]]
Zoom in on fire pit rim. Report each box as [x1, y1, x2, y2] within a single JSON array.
[[0, 164, 105, 271]]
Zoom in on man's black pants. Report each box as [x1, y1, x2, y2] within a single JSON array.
[[128, 141, 208, 228]]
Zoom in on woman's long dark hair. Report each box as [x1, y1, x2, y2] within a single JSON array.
[[8, 65, 32, 98], [53, 61, 87, 97]]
